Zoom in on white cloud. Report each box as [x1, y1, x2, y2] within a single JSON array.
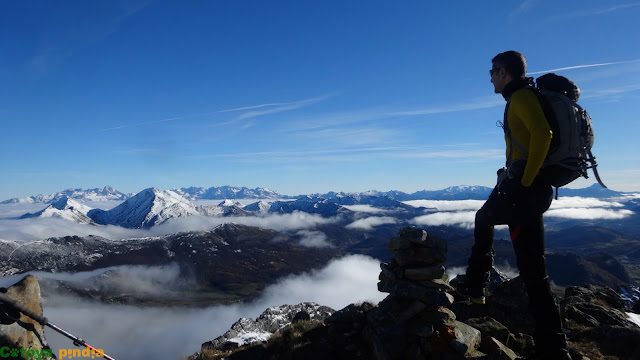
[[301, 127, 400, 146], [563, 3, 640, 18], [220, 95, 330, 121], [341, 205, 390, 214], [398, 149, 504, 160], [411, 211, 477, 229], [258, 255, 386, 309], [404, 200, 484, 211], [0, 203, 51, 218], [528, 59, 640, 75], [0, 211, 340, 242], [0, 264, 192, 299], [445, 266, 467, 281], [549, 196, 625, 209], [3, 255, 385, 360], [389, 96, 503, 116], [508, 0, 538, 22], [405, 196, 636, 226], [546, 208, 634, 220], [295, 230, 333, 248], [345, 216, 398, 231]]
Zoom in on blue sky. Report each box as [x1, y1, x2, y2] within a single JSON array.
[[1, 1, 640, 200]]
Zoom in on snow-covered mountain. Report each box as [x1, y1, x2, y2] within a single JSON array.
[[196, 200, 251, 217], [20, 196, 96, 224], [243, 200, 271, 214], [4, 183, 630, 206], [172, 186, 282, 200], [392, 185, 493, 200], [203, 303, 334, 349], [2, 186, 130, 204], [554, 183, 621, 198], [88, 188, 199, 228]]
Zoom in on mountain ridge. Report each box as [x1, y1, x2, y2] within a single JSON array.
[[88, 188, 199, 229], [19, 196, 96, 224], [4, 183, 633, 204]]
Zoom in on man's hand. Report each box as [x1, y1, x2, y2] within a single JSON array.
[[499, 178, 529, 204]]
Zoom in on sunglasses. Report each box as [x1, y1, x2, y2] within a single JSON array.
[[490, 67, 502, 76]]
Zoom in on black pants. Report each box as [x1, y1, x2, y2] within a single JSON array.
[[465, 176, 569, 357]]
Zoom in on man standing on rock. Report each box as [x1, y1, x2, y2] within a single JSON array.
[[463, 50, 571, 360]]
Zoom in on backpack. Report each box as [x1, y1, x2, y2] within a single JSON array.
[[503, 73, 606, 194]]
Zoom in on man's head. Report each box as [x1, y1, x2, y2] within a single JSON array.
[[490, 50, 527, 93]]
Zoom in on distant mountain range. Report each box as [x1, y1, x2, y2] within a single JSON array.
[[14, 188, 417, 228], [2, 183, 629, 205], [1, 185, 280, 204], [3, 186, 131, 204], [8, 184, 637, 229]]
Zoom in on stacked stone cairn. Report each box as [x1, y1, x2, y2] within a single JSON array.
[[364, 226, 482, 359]]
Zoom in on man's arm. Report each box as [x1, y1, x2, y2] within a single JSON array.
[[510, 90, 552, 187]]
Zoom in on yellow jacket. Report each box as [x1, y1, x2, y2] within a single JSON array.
[[504, 88, 552, 187]]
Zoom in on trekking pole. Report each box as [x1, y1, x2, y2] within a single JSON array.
[[0, 292, 117, 360]]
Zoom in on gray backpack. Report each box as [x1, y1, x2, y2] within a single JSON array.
[[504, 74, 606, 193]]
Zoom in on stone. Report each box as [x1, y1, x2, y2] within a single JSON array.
[[397, 227, 448, 252], [484, 337, 518, 359], [292, 310, 311, 324], [363, 324, 412, 360], [380, 262, 399, 280], [565, 305, 600, 327], [399, 226, 426, 240], [507, 333, 534, 357], [388, 300, 428, 324], [416, 307, 457, 326], [421, 234, 448, 252], [564, 285, 626, 311], [325, 303, 366, 325], [449, 320, 481, 356], [393, 248, 446, 267], [416, 281, 454, 293], [404, 265, 445, 281], [377, 280, 393, 294], [392, 280, 454, 306], [0, 275, 54, 359], [466, 317, 511, 348], [388, 237, 413, 251], [416, 275, 454, 292]]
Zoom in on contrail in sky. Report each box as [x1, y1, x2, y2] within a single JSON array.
[[528, 59, 640, 75]]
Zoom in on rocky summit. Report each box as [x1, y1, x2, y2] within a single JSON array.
[[202, 303, 335, 351], [2, 227, 640, 359], [189, 227, 640, 360]]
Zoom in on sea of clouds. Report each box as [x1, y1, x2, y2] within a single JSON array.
[[0, 255, 387, 360], [0, 195, 636, 245], [404, 196, 636, 228]]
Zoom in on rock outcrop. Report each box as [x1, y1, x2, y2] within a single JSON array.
[[560, 285, 640, 359], [202, 303, 334, 351], [190, 226, 640, 360], [0, 275, 54, 360]]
